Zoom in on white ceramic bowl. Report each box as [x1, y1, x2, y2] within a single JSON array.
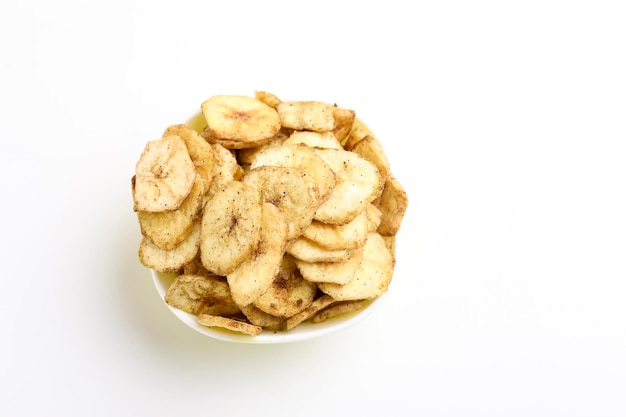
[[151, 269, 387, 344]]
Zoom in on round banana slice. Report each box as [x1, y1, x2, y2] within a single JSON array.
[[133, 135, 197, 212], [295, 244, 364, 285], [162, 124, 215, 187], [243, 166, 320, 240], [318, 232, 394, 301], [313, 148, 384, 225], [283, 131, 342, 150], [200, 181, 262, 276], [136, 173, 206, 250], [201, 95, 281, 148], [301, 210, 369, 250], [275, 101, 336, 132], [250, 143, 336, 203], [207, 143, 244, 198], [239, 303, 285, 331], [286, 236, 352, 263], [138, 221, 201, 273], [375, 173, 409, 236], [253, 255, 317, 319], [227, 203, 289, 307], [164, 274, 241, 317]]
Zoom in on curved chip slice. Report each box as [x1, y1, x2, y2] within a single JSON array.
[[253, 255, 317, 319], [250, 143, 336, 203], [201, 95, 281, 148], [376, 173, 408, 236], [301, 210, 368, 250], [314, 148, 384, 225], [284, 295, 336, 331], [286, 236, 352, 263], [365, 203, 383, 232], [138, 221, 201, 273], [162, 124, 215, 186], [318, 232, 394, 301], [227, 203, 289, 307], [239, 304, 285, 331], [332, 107, 356, 144], [276, 101, 336, 132], [198, 314, 262, 336], [243, 166, 320, 240], [207, 143, 244, 198], [254, 91, 282, 108], [164, 274, 241, 317], [283, 131, 342, 150], [351, 135, 391, 182], [295, 244, 364, 285], [137, 173, 206, 250], [200, 181, 262, 276], [310, 300, 365, 323], [133, 135, 196, 212]]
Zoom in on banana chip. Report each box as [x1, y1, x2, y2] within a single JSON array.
[[136, 174, 206, 250], [164, 274, 241, 317], [200, 181, 262, 276], [227, 203, 288, 307], [201, 95, 281, 148], [252, 255, 317, 319], [250, 143, 336, 203], [133, 135, 196, 212], [318, 232, 394, 301], [138, 221, 201, 273], [276, 101, 336, 132], [313, 148, 384, 225], [243, 166, 321, 240]]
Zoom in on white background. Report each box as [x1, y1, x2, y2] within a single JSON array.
[[1, 1, 625, 416]]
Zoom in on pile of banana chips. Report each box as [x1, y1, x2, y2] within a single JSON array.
[[131, 92, 408, 336]]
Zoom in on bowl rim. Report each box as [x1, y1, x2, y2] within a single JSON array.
[[150, 269, 387, 344]]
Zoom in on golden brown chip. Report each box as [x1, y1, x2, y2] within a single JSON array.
[[286, 236, 353, 263], [200, 181, 262, 276], [162, 124, 215, 186], [301, 211, 368, 250], [284, 295, 336, 331], [243, 166, 321, 240], [133, 135, 197, 212], [137, 174, 206, 250], [138, 221, 201, 273], [250, 143, 336, 203], [236, 131, 288, 165], [198, 314, 262, 336], [276, 101, 336, 132], [310, 300, 365, 323], [294, 244, 364, 285], [201, 95, 281, 148], [239, 304, 285, 331], [365, 203, 383, 232], [314, 148, 384, 225], [164, 274, 241, 317], [351, 135, 391, 182], [342, 122, 370, 151], [318, 232, 394, 301], [283, 131, 342, 150], [207, 143, 245, 198], [332, 106, 356, 144], [227, 203, 289, 307], [254, 91, 282, 108], [376, 174, 408, 236], [253, 255, 317, 319]]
